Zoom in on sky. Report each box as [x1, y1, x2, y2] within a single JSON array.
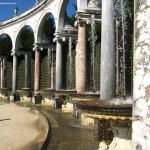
[[0, 0, 77, 21]]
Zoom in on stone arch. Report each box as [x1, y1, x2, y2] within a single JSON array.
[[56, 0, 69, 30], [35, 12, 56, 90], [35, 12, 56, 43], [14, 25, 34, 90], [14, 24, 35, 50]]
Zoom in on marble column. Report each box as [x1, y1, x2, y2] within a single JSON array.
[[1, 57, 7, 89], [12, 54, 17, 95], [24, 54, 31, 89], [56, 40, 62, 91], [34, 47, 40, 93], [132, 1, 150, 150], [100, 0, 115, 100], [76, 22, 87, 93], [69, 37, 72, 89]]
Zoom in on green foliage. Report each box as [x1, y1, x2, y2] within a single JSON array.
[[68, 15, 76, 26]]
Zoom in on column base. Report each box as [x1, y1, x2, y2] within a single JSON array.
[[22, 88, 32, 90]]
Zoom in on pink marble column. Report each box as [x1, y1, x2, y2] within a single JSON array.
[[76, 22, 87, 93], [34, 48, 40, 93]]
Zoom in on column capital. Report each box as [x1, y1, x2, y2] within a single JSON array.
[[18, 50, 32, 56], [33, 43, 40, 51], [0, 55, 7, 59], [11, 49, 18, 56], [48, 47, 55, 52], [33, 43, 54, 51], [53, 33, 64, 43]]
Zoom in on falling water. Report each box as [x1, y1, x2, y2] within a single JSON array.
[[114, 0, 131, 96], [121, 0, 126, 96], [69, 37, 72, 89], [48, 48, 51, 88], [90, 14, 97, 92]]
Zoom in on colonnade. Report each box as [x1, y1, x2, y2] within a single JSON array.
[[9, 0, 115, 100], [11, 45, 55, 97]]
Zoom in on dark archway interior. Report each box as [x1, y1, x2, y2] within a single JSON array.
[[17, 26, 35, 90], [0, 34, 12, 55], [39, 13, 56, 90], [0, 34, 13, 89]]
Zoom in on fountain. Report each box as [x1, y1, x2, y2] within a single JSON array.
[[114, 0, 133, 96], [74, 99, 132, 150], [89, 14, 97, 92]]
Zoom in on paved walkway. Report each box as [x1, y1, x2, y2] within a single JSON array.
[[0, 103, 49, 150]]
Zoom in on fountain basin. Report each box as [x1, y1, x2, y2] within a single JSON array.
[[74, 99, 132, 150]]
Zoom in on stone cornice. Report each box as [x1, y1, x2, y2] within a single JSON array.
[[0, 0, 53, 29]]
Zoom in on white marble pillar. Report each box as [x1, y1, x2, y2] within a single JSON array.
[[100, 0, 115, 100], [56, 40, 63, 91], [12, 54, 17, 96], [132, 1, 150, 150]]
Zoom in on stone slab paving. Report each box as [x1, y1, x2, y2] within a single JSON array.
[[0, 103, 49, 150]]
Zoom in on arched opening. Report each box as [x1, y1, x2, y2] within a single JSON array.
[[37, 13, 56, 90], [0, 34, 13, 91], [15, 25, 35, 94], [56, 0, 77, 91]]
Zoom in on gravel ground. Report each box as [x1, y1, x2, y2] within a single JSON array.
[[0, 103, 48, 150]]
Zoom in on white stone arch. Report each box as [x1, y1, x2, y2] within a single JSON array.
[[56, 0, 69, 30], [35, 11, 56, 44], [14, 23, 35, 50]]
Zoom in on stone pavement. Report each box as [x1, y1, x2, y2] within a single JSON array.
[[0, 103, 49, 150]]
